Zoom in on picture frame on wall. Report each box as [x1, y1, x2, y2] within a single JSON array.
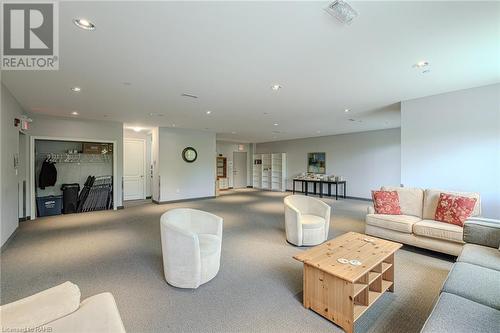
[[307, 152, 326, 174]]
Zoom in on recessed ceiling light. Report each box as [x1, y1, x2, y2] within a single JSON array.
[[133, 127, 142, 132], [344, 108, 350, 113], [71, 86, 81, 92], [171, 124, 176, 127], [73, 18, 95, 31], [273, 122, 279, 126], [71, 111, 79, 116], [413, 60, 429, 68], [206, 110, 212, 115], [271, 84, 282, 91]]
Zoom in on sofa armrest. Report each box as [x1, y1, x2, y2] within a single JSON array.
[[0, 281, 81, 331], [463, 217, 500, 249], [367, 206, 375, 214]]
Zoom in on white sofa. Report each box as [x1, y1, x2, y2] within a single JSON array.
[[160, 208, 223, 289], [365, 186, 482, 256], [284, 195, 331, 246], [0, 281, 126, 333]]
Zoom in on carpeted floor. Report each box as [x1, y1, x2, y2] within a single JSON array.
[[1, 189, 453, 332]]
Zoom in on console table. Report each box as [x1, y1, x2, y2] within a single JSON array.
[[292, 178, 346, 200]]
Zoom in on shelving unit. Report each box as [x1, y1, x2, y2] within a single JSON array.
[[353, 255, 395, 322], [253, 153, 286, 191], [216, 156, 227, 179]]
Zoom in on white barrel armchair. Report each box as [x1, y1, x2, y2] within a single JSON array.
[[284, 195, 331, 246], [160, 208, 223, 289]]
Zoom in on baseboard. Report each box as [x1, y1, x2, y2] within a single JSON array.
[[117, 206, 124, 210], [1, 227, 19, 252], [153, 196, 216, 204], [18, 216, 31, 222], [284, 190, 371, 202]]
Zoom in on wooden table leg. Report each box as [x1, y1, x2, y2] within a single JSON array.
[[336, 183, 338, 200], [293, 180, 296, 194]]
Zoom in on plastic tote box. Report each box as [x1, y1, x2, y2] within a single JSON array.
[[36, 195, 63, 217]]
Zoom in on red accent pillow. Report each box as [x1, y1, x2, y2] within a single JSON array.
[[372, 191, 401, 215], [435, 193, 477, 227]]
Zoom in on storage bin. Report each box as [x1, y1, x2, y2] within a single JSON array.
[[36, 195, 63, 217], [61, 184, 80, 214]]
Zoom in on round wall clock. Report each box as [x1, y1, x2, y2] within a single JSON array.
[[182, 147, 197, 163]]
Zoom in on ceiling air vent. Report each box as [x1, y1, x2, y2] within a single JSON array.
[[181, 93, 198, 99], [325, 0, 358, 24]]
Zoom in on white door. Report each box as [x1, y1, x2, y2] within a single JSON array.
[[233, 152, 247, 188], [124, 139, 146, 200]]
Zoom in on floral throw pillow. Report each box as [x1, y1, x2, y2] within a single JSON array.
[[372, 191, 401, 215], [435, 193, 477, 227]]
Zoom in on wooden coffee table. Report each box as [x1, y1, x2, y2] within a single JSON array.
[[293, 232, 402, 333]]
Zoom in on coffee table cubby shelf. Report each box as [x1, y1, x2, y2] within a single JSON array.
[[353, 254, 395, 321]]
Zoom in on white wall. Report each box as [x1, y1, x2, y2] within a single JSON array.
[[158, 128, 216, 202], [216, 141, 251, 187], [28, 114, 124, 208], [1, 84, 24, 246], [256, 128, 401, 199], [401, 84, 500, 218]]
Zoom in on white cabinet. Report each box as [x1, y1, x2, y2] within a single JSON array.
[[253, 153, 286, 192]]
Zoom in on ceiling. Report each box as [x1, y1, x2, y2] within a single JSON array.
[[2, 1, 499, 143]]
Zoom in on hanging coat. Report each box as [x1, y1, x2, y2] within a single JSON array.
[[39, 160, 57, 189]]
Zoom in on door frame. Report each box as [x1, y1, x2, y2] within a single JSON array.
[[30, 135, 118, 219], [123, 138, 147, 201], [232, 151, 248, 189]]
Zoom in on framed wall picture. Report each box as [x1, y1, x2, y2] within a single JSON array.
[[307, 152, 326, 174]]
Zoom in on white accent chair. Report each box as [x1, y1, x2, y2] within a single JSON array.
[[160, 208, 223, 289], [284, 195, 331, 246]]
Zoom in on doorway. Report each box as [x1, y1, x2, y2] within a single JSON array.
[[233, 152, 247, 189], [123, 138, 146, 200], [18, 132, 28, 219]]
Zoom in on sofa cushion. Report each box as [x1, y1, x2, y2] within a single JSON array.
[[44, 293, 126, 333], [371, 190, 401, 215], [420, 292, 500, 333], [366, 214, 421, 233], [382, 186, 424, 218], [463, 218, 500, 249], [442, 262, 500, 310], [413, 219, 464, 243], [435, 193, 477, 227], [423, 189, 481, 220], [301, 214, 326, 229], [458, 243, 500, 271]]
